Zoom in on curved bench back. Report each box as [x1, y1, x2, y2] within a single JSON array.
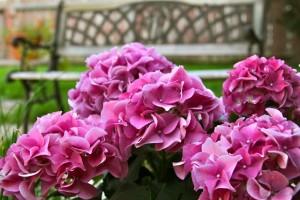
[[54, 0, 267, 58]]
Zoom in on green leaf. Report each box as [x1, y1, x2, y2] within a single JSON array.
[[102, 154, 149, 198], [150, 179, 184, 200], [229, 112, 240, 122], [179, 176, 201, 200], [124, 154, 146, 183], [102, 173, 121, 199], [110, 183, 151, 200], [150, 176, 199, 200]]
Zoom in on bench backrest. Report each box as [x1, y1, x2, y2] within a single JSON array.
[[54, 0, 267, 59]]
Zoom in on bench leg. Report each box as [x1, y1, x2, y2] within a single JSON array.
[[19, 79, 64, 133], [22, 81, 31, 133], [23, 102, 31, 133], [53, 80, 64, 112]]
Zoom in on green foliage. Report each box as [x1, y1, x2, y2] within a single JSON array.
[[102, 146, 200, 200], [0, 96, 22, 157]]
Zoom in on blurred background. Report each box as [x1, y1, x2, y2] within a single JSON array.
[[0, 0, 299, 129], [0, 0, 299, 64]]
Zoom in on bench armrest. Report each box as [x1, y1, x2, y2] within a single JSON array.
[[12, 36, 52, 50], [12, 36, 55, 71]]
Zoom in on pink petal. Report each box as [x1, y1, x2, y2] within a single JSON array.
[[173, 161, 186, 180], [259, 170, 289, 192], [64, 136, 90, 151], [201, 138, 227, 156], [28, 129, 45, 147], [265, 108, 284, 119], [18, 168, 42, 178], [247, 178, 271, 200], [268, 150, 288, 169], [105, 157, 123, 178], [41, 181, 56, 197], [287, 148, 300, 168], [155, 128, 181, 150], [152, 101, 175, 111], [77, 181, 98, 199], [85, 127, 107, 144], [218, 154, 242, 178], [161, 113, 179, 134], [215, 170, 235, 192], [88, 147, 107, 167], [50, 154, 69, 172], [0, 174, 22, 192], [198, 188, 210, 200], [18, 137, 37, 150], [13, 154, 29, 174], [130, 115, 152, 129], [169, 66, 193, 88], [272, 187, 294, 200], [135, 123, 164, 147], [35, 136, 51, 157], [204, 179, 219, 196], [19, 180, 40, 200], [192, 164, 217, 190]]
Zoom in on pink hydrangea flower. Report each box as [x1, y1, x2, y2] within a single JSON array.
[[0, 111, 127, 199], [174, 108, 300, 200], [68, 42, 175, 118], [174, 138, 242, 199], [247, 170, 294, 200], [101, 66, 224, 154], [222, 55, 300, 118]]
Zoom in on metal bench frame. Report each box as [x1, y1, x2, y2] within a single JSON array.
[[7, 0, 268, 131]]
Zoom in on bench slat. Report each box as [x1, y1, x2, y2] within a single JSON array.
[[8, 70, 229, 81], [9, 72, 82, 81], [63, 0, 260, 11], [58, 43, 249, 59]]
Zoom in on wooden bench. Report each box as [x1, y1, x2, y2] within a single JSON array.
[[7, 0, 268, 131]]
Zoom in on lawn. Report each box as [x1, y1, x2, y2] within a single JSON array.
[[1, 56, 299, 136], [0, 61, 232, 125]]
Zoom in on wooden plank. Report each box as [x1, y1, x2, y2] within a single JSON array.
[[8, 69, 229, 81], [0, 58, 50, 67], [8, 71, 82, 81], [58, 43, 249, 58], [188, 69, 229, 80], [0, 59, 19, 67], [10, 0, 261, 12], [12, 2, 58, 12], [63, 0, 258, 12]]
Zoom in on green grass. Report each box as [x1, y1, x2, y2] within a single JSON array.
[[183, 62, 231, 97], [0, 67, 24, 99], [0, 62, 230, 124], [0, 65, 81, 123]]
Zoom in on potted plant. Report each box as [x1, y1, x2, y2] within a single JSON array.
[[3, 18, 53, 60]]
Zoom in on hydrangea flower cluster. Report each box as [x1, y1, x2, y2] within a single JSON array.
[[1, 44, 300, 200], [222, 55, 300, 118], [0, 112, 127, 200], [68, 43, 175, 118], [174, 108, 300, 199], [101, 66, 224, 158]]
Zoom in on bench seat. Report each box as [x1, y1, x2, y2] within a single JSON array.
[[8, 69, 230, 81], [58, 43, 250, 59]]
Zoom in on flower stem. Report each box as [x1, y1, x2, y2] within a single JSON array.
[[159, 150, 167, 182]]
